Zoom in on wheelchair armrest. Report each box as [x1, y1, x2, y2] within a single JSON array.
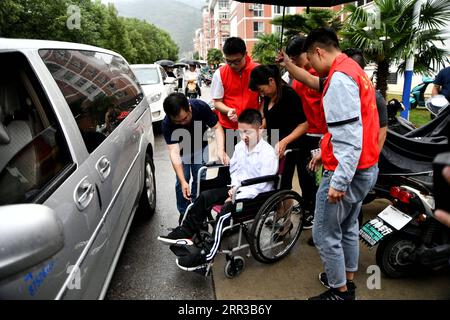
[[240, 175, 279, 187], [204, 160, 227, 168]]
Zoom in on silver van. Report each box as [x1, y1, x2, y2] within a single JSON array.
[[0, 39, 156, 299]]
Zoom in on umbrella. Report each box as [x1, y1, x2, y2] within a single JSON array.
[[155, 59, 175, 67], [184, 59, 201, 66], [174, 62, 189, 68], [236, 1, 355, 48]]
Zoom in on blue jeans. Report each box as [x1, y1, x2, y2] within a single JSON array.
[[175, 162, 206, 215], [312, 165, 378, 288]]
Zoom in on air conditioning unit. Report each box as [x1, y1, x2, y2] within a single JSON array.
[[249, 5, 254, 11]]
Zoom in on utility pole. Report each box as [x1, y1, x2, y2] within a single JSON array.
[[401, 0, 422, 120]]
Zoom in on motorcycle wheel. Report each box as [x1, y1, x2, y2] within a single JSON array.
[[376, 233, 418, 278]]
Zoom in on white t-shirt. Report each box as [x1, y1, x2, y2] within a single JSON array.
[[210, 69, 224, 100], [230, 139, 278, 200]]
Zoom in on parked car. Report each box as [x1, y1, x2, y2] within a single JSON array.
[[0, 39, 157, 299], [131, 64, 177, 123]]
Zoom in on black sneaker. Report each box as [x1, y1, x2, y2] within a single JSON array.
[[157, 226, 194, 246], [319, 272, 357, 295], [303, 214, 314, 230], [176, 251, 208, 272], [308, 288, 355, 300]]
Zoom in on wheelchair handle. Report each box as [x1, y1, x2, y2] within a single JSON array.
[[284, 148, 300, 156]]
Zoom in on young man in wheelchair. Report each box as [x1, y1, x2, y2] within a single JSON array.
[[158, 109, 278, 271]]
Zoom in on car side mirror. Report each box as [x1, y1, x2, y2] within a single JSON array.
[[164, 77, 176, 85], [0, 204, 64, 280]]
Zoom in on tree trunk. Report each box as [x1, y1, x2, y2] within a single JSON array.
[[376, 59, 390, 100]]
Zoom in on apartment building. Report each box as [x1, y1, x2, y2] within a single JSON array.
[[194, 1, 375, 58]]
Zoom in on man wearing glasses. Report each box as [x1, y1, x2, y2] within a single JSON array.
[[211, 37, 260, 142]]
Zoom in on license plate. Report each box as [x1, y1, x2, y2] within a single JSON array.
[[359, 205, 412, 246]]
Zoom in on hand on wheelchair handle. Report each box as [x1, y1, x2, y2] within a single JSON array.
[[181, 181, 191, 200]]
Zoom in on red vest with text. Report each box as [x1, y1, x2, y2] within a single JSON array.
[[292, 68, 327, 134], [218, 55, 260, 129], [321, 54, 379, 171]]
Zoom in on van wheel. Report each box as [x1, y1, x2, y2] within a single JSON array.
[[138, 153, 156, 217]]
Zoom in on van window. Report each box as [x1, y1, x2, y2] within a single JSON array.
[[0, 52, 73, 205], [40, 50, 144, 153]]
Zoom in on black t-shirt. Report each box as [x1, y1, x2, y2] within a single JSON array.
[[263, 85, 307, 148], [375, 90, 387, 128], [434, 67, 450, 100], [162, 99, 217, 158]]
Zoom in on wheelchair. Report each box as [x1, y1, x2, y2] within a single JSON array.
[[176, 150, 307, 278]]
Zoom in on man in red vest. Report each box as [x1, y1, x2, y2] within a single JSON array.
[[304, 28, 380, 300], [211, 37, 260, 151]]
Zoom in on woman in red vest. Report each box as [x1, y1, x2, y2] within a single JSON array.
[[303, 28, 380, 301]]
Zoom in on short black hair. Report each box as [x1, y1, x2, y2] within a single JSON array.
[[238, 109, 262, 127], [249, 65, 281, 90], [304, 28, 340, 53], [286, 35, 307, 57], [343, 48, 366, 69], [223, 37, 246, 56], [163, 92, 190, 118]]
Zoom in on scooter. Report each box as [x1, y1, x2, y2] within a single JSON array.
[[362, 106, 449, 211], [360, 178, 450, 278], [425, 94, 449, 119], [185, 79, 201, 99], [387, 98, 416, 135], [410, 76, 434, 110]]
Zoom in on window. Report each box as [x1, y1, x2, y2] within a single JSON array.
[[274, 5, 282, 15], [253, 4, 263, 17], [254, 21, 264, 38], [387, 72, 398, 85], [219, 0, 229, 10], [0, 52, 73, 205], [274, 25, 282, 35], [219, 12, 229, 19], [159, 67, 168, 81], [40, 50, 143, 153], [133, 68, 160, 85]]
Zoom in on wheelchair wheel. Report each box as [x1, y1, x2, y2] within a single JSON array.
[[250, 190, 304, 263], [224, 256, 245, 278]]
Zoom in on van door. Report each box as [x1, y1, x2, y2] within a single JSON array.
[[39, 50, 144, 297], [0, 51, 104, 299]]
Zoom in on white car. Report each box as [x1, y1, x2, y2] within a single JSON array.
[[131, 64, 177, 123]]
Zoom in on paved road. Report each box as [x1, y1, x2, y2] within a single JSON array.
[[106, 87, 215, 300], [107, 86, 449, 300]]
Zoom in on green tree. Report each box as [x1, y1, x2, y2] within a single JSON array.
[[341, 0, 450, 98], [207, 48, 223, 68], [251, 33, 280, 64], [271, 8, 343, 40], [0, 0, 179, 64]]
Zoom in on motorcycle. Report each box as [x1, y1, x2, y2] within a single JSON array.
[[202, 71, 212, 86], [362, 106, 449, 215], [410, 76, 435, 110], [425, 94, 449, 119], [360, 176, 450, 278], [185, 79, 201, 99], [386, 98, 416, 135]]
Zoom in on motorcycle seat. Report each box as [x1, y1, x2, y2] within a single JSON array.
[[404, 175, 434, 193]]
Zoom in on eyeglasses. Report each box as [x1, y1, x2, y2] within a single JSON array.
[[225, 55, 245, 66]]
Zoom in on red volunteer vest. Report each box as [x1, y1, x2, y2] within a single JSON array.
[[321, 54, 379, 171], [218, 55, 260, 129], [292, 68, 327, 134]]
